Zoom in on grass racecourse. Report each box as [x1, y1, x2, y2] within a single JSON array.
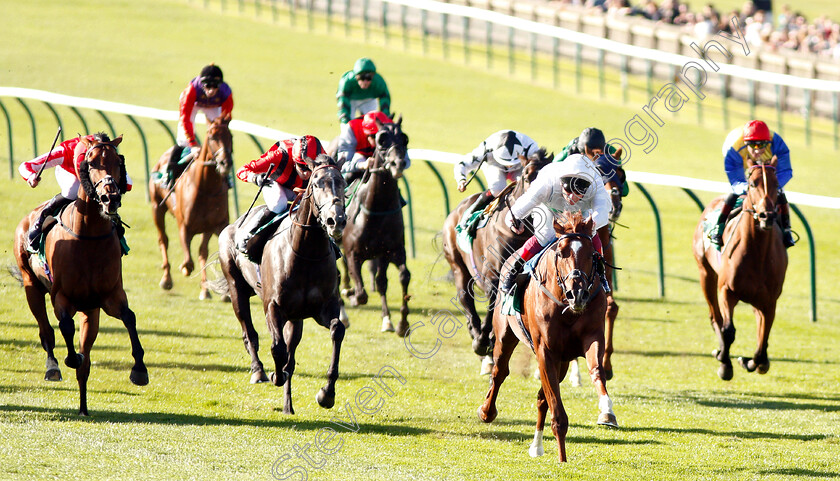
[[0, 1, 838, 479]]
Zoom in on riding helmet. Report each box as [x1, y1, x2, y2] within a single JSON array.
[[743, 120, 771, 142], [353, 57, 377, 75], [492, 131, 524, 166], [292, 135, 324, 165], [200, 64, 224, 83], [577, 127, 606, 152], [362, 111, 392, 135]]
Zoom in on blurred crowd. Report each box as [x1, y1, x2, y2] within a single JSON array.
[[545, 0, 840, 59]]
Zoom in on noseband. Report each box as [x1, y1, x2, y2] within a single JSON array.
[[294, 164, 343, 229], [84, 143, 121, 208]]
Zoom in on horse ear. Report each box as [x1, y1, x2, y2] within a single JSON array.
[[112, 135, 123, 147], [612, 146, 623, 162], [394, 113, 402, 126], [770, 154, 778, 167], [222, 113, 232, 124]]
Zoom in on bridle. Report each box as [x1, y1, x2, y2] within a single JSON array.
[[367, 127, 405, 175], [542, 232, 601, 313], [202, 127, 233, 173], [293, 163, 343, 230], [743, 163, 777, 222], [84, 143, 122, 209]]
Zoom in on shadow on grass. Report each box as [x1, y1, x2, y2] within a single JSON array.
[[760, 468, 840, 478], [0, 404, 433, 436]]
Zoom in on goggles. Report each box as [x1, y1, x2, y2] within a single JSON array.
[[356, 73, 374, 81], [201, 78, 221, 88], [746, 140, 770, 149], [562, 177, 590, 196]]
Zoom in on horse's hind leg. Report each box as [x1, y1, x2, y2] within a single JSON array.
[[23, 284, 61, 381], [450, 260, 484, 357], [197, 232, 212, 300], [395, 258, 411, 338], [536, 354, 569, 462], [529, 361, 568, 457], [152, 201, 173, 290], [265, 302, 290, 392], [739, 305, 775, 374], [178, 227, 195, 277], [76, 310, 100, 416], [116, 303, 149, 387], [281, 319, 304, 415], [582, 335, 618, 428], [602, 231, 618, 379], [344, 251, 368, 307], [371, 258, 394, 333]]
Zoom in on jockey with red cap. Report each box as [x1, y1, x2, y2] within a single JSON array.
[[165, 64, 234, 188], [710, 120, 795, 248], [234, 135, 325, 253], [19, 132, 132, 252], [336, 111, 393, 175]]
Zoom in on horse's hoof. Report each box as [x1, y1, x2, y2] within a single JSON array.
[[316, 387, 335, 409], [471, 338, 492, 357], [756, 361, 770, 374], [250, 370, 270, 384], [718, 363, 734, 380], [604, 368, 614, 381], [270, 371, 287, 386], [528, 443, 545, 457], [199, 289, 211, 301], [180, 267, 191, 277], [159, 278, 173, 290], [220, 294, 231, 303], [65, 353, 84, 369], [130, 367, 149, 386], [340, 288, 352, 297], [45, 369, 62, 382], [381, 316, 395, 333], [395, 319, 410, 338], [597, 412, 619, 428], [477, 404, 497, 423]]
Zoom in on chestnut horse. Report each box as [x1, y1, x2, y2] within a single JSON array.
[[692, 160, 787, 380], [441, 149, 552, 368], [216, 155, 346, 414], [150, 115, 233, 300], [14, 134, 148, 415], [478, 212, 618, 462], [339, 117, 411, 335]]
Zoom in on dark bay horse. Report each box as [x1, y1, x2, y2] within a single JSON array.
[[339, 117, 411, 335], [217, 155, 346, 414], [478, 212, 617, 462], [14, 134, 148, 415], [441, 149, 552, 369], [692, 160, 787, 380], [150, 115, 233, 300]]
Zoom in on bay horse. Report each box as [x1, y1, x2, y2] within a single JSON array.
[[13, 133, 148, 416], [441, 149, 552, 369], [216, 154, 347, 414], [692, 159, 787, 380], [150, 115, 233, 300], [339, 117, 411, 335], [478, 212, 617, 462]]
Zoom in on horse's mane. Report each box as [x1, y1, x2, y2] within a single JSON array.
[[554, 211, 593, 236]]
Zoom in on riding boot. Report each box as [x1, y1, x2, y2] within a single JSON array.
[[778, 193, 795, 248], [164, 148, 181, 190], [710, 192, 738, 246], [595, 253, 611, 294], [499, 254, 526, 294], [464, 190, 495, 238], [28, 193, 73, 252], [235, 208, 277, 255]]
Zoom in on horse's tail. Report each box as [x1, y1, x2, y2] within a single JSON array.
[[6, 264, 23, 286], [428, 230, 454, 284], [199, 253, 230, 297]]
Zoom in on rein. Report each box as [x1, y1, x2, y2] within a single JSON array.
[[57, 212, 116, 241], [541, 232, 601, 313], [743, 164, 776, 220]]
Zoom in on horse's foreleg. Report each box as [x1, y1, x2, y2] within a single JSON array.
[[316, 303, 345, 410], [478, 318, 519, 424], [536, 351, 568, 462], [197, 232, 212, 300], [152, 204, 173, 290], [371, 258, 394, 333], [603, 292, 618, 380], [76, 310, 100, 416], [178, 227, 195, 277], [395, 260, 411, 338], [583, 336, 618, 428], [451, 267, 483, 354], [117, 303, 149, 387], [281, 320, 304, 415], [24, 284, 61, 381], [715, 287, 739, 381], [54, 296, 82, 370], [265, 302, 290, 391], [476, 287, 497, 358], [740, 305, 774, 374]]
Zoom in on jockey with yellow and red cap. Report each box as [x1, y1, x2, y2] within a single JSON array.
[[234, 135, 325, 254], [710, 120, 795, 248]]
